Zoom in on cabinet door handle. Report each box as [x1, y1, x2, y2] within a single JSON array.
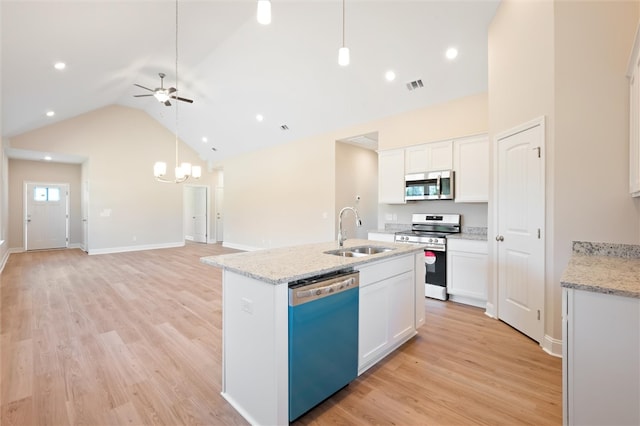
[[495, 235, 504, 242]]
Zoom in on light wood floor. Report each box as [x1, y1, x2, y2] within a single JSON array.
[[1, 244, 562, 425]]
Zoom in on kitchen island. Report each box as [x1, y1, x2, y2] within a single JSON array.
[[560, 241, 640, 426], [202, 239, 426, 426]]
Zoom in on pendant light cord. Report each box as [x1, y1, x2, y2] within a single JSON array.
[[174, 0, 180, 168], [342, 0, 346, 48]]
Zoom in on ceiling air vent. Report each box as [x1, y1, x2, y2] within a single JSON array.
[[280, 124, 289, 131], [406, 79, 424, 91]]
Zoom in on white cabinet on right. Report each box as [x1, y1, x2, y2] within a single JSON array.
[[627, 25, 640, 197], [453, 134, 489, 202], [563, 288, 640, 425], [446, 238, 488, 308]]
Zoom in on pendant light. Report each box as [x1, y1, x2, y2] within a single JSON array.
[[257, 0, 271, 25], [154, 0, 201, 183], [338, 0, 349, 66]]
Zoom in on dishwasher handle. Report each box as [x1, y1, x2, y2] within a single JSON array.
[[289, 272, 359, 306]]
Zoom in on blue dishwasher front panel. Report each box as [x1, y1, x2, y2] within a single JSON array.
[[288, 285, 358, 421]]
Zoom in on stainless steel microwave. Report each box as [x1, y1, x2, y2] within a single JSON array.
[[405, 170, 454, 201]]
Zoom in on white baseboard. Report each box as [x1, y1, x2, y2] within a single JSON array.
[[542, 334, 563, 358], [0, 248, 9, 273], [484, 301, 497, 318], [88, 241, 185, 255], [448, 294, 486, 309], [222, 241, 261, 252]]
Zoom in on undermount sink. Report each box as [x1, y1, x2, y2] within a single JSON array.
[[325, 245, 395, 258]]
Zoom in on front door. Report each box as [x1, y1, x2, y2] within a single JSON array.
[[496, 119, 545, 343], [25, 182, 69, 250]]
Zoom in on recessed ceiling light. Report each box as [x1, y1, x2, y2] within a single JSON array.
[[44, 156, 52, 161], [46, 111, 55, 117], [54, 62, 66, 70], [446, 47, 458, 60], [202, 137, 208, 143], [385, 70, 396, 81], [256, 114, 264, 122]]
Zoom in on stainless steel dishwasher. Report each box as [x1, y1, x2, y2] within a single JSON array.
[[288, 269, 359, 422]]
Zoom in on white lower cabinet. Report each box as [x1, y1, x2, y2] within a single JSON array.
[[367, 231, 395, 243], [357, 255, 415, 374], [563, 288, 640, 426], [446, 239, 488, 308]]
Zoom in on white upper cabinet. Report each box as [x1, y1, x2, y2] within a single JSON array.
[[378, 149, 406, 204], [405, 141, 453, 174], [426, 140, 454, 171], [628, 26, 640, 197], [453, 135, 489, 203]]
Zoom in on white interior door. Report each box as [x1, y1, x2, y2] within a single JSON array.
[[215, 186, 224, 242], [81, 180, 89, 252], [496, 120, 545, 343], [25, 182, 69, 250], [184, 186, 208, 243]]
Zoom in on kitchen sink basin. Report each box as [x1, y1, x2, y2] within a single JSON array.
[[350, 246, 394, 255], [325, 245, 395, 258]]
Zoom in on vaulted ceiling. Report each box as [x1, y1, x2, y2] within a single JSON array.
[[1, 0, 500, 166]]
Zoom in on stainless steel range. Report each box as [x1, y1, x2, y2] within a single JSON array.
[[394, 214, 461, 300]]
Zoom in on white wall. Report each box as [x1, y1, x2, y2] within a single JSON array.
[[488, 0, 640, 351], [380, 201, 488, 230], [7, 105, 211, 253], [222, 133, 336, 250], [335, 142, 378, 240]]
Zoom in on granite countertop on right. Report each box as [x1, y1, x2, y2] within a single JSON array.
[[447, 226, 488, 241], [561, 241, 640, 299]]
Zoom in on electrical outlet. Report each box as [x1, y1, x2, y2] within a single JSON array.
[[241, 297, 253, 314]]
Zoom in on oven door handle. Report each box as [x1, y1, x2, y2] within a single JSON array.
[[423, 245, 445, 252]]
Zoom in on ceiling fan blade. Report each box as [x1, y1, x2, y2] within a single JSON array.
[[164, 100, 172, 106], [171, 95, 194, 104], [168, 87, 177, 94], [134, 94, 154, 97], [133, 83, 154, 92]]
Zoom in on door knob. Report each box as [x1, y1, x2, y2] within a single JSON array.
[[495, 235, 504, 242]]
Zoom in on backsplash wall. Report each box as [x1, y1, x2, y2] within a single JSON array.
[[376, 201, 488, 230]]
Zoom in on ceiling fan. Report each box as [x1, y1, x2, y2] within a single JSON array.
[[133, 72, 193, 106]]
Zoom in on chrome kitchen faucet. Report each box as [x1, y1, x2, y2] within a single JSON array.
[[338, 207, 362, 247]]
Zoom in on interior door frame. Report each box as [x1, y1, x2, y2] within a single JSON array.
[[490, 116, 546, 335], [24, 181, 70, 251], [183, 184, 210, 244]]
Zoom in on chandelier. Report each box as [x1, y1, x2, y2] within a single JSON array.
[[153, 0, 201, 183]]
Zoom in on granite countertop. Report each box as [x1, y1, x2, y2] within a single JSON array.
[[560, 241, 640, 299], [447, 233, 488, 241], [201, 239, 425, 285]]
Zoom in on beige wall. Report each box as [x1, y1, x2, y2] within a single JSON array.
[[335, 142, 378, 240], [222, 133, 335, 250], [221, 92, 489, 250], [488, 0, 640, 350], [373, 92, 488, 151], [8, 105, 210, 253], [7, 160, 82, 249]]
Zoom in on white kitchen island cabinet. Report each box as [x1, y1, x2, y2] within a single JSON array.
[[358, 255, 415, 374], [560, 242, 640, 426], [202, 239, 425, 426]]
